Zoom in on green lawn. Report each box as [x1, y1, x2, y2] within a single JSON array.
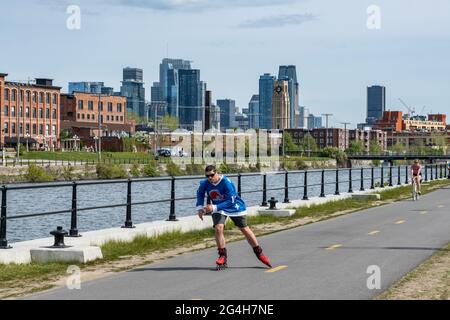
[[21, 151, 153, 162]]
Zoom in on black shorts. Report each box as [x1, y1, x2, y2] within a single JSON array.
[[212, 212, 248, 229]]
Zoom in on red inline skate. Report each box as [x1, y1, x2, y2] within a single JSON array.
[[253, 246, 272, 268], [216, 248, 227, 270]]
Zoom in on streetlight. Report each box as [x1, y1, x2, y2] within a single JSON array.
[[73, 134, 79, 151], [25, 133, 30, 153], [97, 93, 102, 162]]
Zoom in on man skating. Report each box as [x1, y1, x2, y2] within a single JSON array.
[[196, 165, 272, 270]]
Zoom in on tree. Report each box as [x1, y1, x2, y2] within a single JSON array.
[[159, 115, 179, 132], [369, 139, 382, 154], [283, 132, 299, 153], [346, 141, 364, 155], [298, 133, 317, 156], [389, 141, 406, 154], [126, 112, 148, 125]]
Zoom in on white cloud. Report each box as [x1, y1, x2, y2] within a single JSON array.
[[239, 13, 317, 28]]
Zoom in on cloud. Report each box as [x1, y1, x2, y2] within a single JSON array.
[[109, 0, 302, 11], [239, 13, 317, 29]]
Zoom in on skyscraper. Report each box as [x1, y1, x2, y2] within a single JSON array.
[[178, 69, 204, 131], [155, 58, 192, 118], [272, 80, 290, 130], [278, 65, 299, 128], [259, 73, 276, 129], [217, 99, 236, 131], [68, 82, 105, 94], [299, 106, 309, 129], [248, 94, 260, 129], [120, 67, 146, 118], [366, 85, 386, 125]]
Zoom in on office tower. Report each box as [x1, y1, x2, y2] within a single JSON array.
[[272, 80, 290, 130], [178, 69, 204, 131], [217, 99, 235, 131], [366, 85, 386, 125], [259, 73, 276, 129], [120, 67, 146, 118], [278, 65, 299, 128], [299, 106, 309, 129], [68, 82, 105, 94], [248, 94, 260, 129]]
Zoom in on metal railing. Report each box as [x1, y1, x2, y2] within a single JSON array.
[[1, 163, 449, 249], [1, 158, 157, 167]]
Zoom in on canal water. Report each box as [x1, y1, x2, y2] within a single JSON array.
[[3, 166, 413, 243]]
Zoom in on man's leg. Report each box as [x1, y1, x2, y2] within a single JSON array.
[[239, 226, 272, 268], [215, 223, 226, 249]]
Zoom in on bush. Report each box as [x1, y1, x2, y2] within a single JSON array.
[[166, 162, 184, 176], [185, 164, 204, 176], [96, 164, 127, 179], [61, 166, 76, 181], [24, 164, 55, 182], [130, 163, 141, 178], [143, 164, 160, 177]]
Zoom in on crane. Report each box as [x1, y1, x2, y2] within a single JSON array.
[[398, 98, 415, 118]]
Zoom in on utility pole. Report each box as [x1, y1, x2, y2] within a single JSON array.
[[321, 113, 333, 129], [340, 122, 351, 150], [98, 93, 102, 162]]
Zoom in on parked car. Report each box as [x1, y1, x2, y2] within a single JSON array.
[[157, 148, 172, 157]]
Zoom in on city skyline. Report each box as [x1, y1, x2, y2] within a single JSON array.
[[1, 0, 449, 127]]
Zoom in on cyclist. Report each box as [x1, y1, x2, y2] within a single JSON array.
[[411, 159, 422, 195]]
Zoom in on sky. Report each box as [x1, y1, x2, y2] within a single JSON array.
[[1, 0, 449, 127]]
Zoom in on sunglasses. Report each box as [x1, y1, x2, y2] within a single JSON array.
[[205, 173, 216, 178]]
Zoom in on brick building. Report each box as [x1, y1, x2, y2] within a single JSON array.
[[349, 129, 387, 151], [60, 92, 135, 139], [0, 73, 61, 150], [287, 128, 349, 150], [372, 111, 403, 132]]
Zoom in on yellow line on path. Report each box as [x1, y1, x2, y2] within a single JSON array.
[[368, 230, 380, 235], [395, 220, 406, 224], [420, 211, 428, 214], [326, 244, 343, 251], [265, 265, 288, 273]]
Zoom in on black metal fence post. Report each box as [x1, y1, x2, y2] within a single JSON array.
[[380, 166, 384, 188], [238, 173, 242, 197], [425, 164, 428, 181], [335, 168, 340, 195], [283, 170, 290, 203], [430, 164, 434, 181], [389, 166, 393, 186], [68, 181, 81, 237], [123, 179, 135, 227], [359, 168, 364, 191], [370, 167, 375, 189], [435, 164, 438, 180], [167, 177, 178, 221], [348, 168, 353, 193], [320, 169, 325, 197], [1, 186, 11, 249], [397, 166, 401, 185], [303, 170, 309, 200], [261, 173, 268, 206]]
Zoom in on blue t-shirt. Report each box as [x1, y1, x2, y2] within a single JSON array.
[[196, 175, 247, 216]]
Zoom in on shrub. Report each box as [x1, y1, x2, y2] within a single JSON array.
[[166, 162, 184, 176], [130, 163, 141, 178], [185, 164, 204, 176], [142, 164, 160, 177], [96, 164, 127, 179], [61, 166, 76, 181], [24, 164, 55, 182]]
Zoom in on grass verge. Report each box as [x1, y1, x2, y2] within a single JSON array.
[[1, 178, 449, 298]]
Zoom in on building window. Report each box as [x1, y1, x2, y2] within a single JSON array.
[[26, 107, 30, 118], [19, 90, 23, 102], [12, 123, 16, 134], [12, 89, 16, 102], [107, 115, 110, 121], [26, 123, 30, 134], [46, 108, 50, 119], [39, 124, 43, 135], [82, 114, 85, 119], [39, 108, 43, 118], [19, 123, 23, 135], [78, 100, 84, 110], [26, 91, 30, 103], [32, 108, 37, 118], [4, 105, 8, 116], [46, 93, 50, 104], [52, 94, 57, 104], [120, 116, 123, 121], [33, 124, 37, 134], [19, 107, 23, 117], [11, 106, 15, 117], [39, 92, 44, 103], [116, 116, 119, 121], [4, 122, 8, 134], [87, 114, 90, 120], [99, 101, 103, 111], [92, 114, 95, 120], [88, 101, 94, 110], [4, 89, 9, 101], [117, 103, 122, 113], [32, 92, 37, 103], [52, 109, 57, 119], [52, 125, 56, 135], [108, 102, 113, 112], [46, 124, 49, 135], [77, 113, 80, 119]]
